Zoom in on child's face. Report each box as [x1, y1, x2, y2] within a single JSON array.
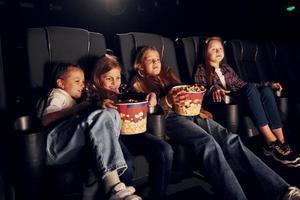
[[206, 40, 224, 66], [140, 50, 161, 76], [58, 67, 85, 99], [99, 67, 121, 93]]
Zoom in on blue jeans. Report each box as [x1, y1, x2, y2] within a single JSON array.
[[166, 112, 289, 200], [236, 83, 283, 129], [121, 133, 173, 200], [46, 108, 127, 179]]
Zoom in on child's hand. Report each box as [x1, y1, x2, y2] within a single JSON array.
[[169, 87, 188, 106], [100, 99, 117, 109], [146, 92, 157, 107], [212, 88, 230, 103], [271, 82, 283, 91]]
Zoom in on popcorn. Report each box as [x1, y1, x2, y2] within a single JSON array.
[[120, 117, 147, 135]]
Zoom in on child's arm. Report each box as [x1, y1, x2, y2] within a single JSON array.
[[146, 92, 157, 107], [42, 101, 91, 126], [100, 99, 117, 109]]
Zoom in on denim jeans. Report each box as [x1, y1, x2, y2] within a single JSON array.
[[235, 83, 283, 129], [166, 112, 289, 200], [46, 108, 127, 179], [121, 133, 173, 200]]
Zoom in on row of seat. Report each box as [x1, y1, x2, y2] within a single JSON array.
[[1, 28, 300, 117], [0, 27, 200, 200], [1, 26, 300, 200]]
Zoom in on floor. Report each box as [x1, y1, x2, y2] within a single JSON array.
[[166, 177, 215, 200]]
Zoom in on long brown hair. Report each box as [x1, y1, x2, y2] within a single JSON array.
[[203, 36, 224, 85], [92, 54, 122, 90], [133, 46, 180, 96]]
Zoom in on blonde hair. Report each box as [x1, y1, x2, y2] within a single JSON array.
[[92, 54, 122, 90]]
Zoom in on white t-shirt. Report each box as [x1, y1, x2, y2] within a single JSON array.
[[215, 68, 227, 89], [43, 88, 77, 116]]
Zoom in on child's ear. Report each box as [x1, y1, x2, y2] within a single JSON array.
[[56, 79, 64, 89], [136, 64, 144, 71]]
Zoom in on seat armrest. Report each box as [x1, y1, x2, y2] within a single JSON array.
[[147, 105, 166, 140], [276, 96, 288, 123], [14, 115, 45, 200]]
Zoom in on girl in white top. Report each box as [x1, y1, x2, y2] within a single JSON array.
[[40, 63, 141, 200]]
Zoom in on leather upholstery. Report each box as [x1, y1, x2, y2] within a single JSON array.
[[27, 26, 106, 89], [226, 39, 289, 136], [25, 26, 108, 200], [115, 32, 180, 82], [115, 32, 205, 182]]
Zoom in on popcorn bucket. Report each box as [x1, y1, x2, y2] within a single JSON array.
[[115, 101, 148, 135], [173, 85, 206, 116]]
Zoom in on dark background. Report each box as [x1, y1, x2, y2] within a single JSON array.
[[0, 0, 299, 109], [1, 0, 299, 45]]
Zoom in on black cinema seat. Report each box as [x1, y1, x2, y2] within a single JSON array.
[[0, 35, 16, 200], [115, 32, 180, 82], [226, 40, 289, 138], [115, 32, 205, 182], [176, 36, 239, 134], [24, 26, 108, 200], [24, 26, 153, 200], [265, 42, 300, 141]]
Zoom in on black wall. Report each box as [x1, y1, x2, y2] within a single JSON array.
[[1, 0, 299, 44]]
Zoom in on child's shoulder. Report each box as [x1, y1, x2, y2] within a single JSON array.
[[47, 88, 74, 104], [49, 88, 70, 98]]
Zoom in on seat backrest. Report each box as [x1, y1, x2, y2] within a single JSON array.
[[0, 35, 6, 112], [27, 26, 107, 91], [176, 36, 207, 84], [266, 42, 296, 85], [115, 32, 180, 82], [177, 36, 231, 84], [226, 40, 263, 83], [255, 42, 277, 83], [266, 42, 300, 100]]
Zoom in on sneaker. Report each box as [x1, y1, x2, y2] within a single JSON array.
[[263, 140, 300, 165], [286, 159, 300, 168], [108, 182, 142, 200], [281, 142, 293, 153], [262, 143, 274, 156], [282, 187, 300, 200]]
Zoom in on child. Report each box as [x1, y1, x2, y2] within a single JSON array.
[[131, 46, 300, 200], [40, 63, 141, 200], [92, 54, 173, 200], [194, 36, 300, 167]]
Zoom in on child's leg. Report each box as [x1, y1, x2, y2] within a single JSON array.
[[85, 108, 127, 177], [83, 108, 141, 199], [203, 118, 290, 199], [259, 86, 284, 141], [240, 83, 277, 144]]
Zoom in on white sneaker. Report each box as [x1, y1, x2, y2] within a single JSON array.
[[282, 187, 300, 200], [108, 182, 142, 200]]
